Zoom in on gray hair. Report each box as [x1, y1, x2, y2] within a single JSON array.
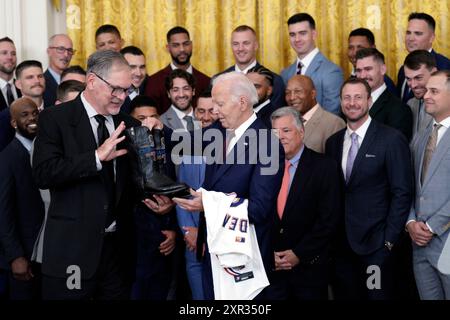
[[86, 49, 130, 78], [212, 71, 258, 107], [271, 106, 304, 130], [48, 34, 71, 46]]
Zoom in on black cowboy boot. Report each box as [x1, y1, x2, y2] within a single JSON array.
[[125, 126, 190, 199]]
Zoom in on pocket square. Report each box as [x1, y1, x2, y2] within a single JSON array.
[[365, 154, 376, 158]]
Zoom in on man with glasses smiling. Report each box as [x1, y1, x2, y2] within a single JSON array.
[[32, 50, 153, 299], [43, 34, 75, 107]]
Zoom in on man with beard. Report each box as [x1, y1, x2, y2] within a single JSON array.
[[15, 61, 46, 112], [325, 78, 412, 300], [0, 37, 21, 152], [397, 13, 450, 103], [160, 69, 200, 131], [0, 37, 20, 111], [246, 65, 278, 129], [0, 97, 44, 299], [404, 50, 437, 139], [355, 48, 412, 140], [43, 34, 75, 107], [145, 26, 210, 115], [120, 46, 149, 114]]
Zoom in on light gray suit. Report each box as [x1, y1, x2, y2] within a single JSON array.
[[160, 106, 200, 131], [408, 97, 433, 140], [281, 51, 343, 115], [303, 105, 345, 153], [409, 121, 450, 299]]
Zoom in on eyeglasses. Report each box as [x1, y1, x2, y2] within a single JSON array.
[[92, 72, 135, 97], [49, 46, 76, 55]]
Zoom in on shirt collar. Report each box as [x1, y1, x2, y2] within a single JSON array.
[[297, 47, 319, 73], [288, 145, 304, 167], [234, 60, 257, 74], [233, 112, 257, 141], [15, 132, 33, 153], [370, 83, 387, 106], [302, 103, 319, 122], [434, 116, 450, 129], [81, 92, 113, 123], [171, 104, 194, 120], [0, 77, 15, 89], [346, 116, 372, 140], [253, 99, 270, 113], [170, 63, 193, 74], [48, 67, 61, 84]]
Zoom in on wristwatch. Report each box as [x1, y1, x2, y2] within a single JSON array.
[[384, 241, 394, 251]]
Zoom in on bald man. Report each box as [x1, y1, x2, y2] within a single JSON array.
[[0, 97, 44, 299], [285, 75, 345, 153], [44, 34, 75, 107]]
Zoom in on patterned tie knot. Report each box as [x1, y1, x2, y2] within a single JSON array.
[[351, 132, 358, 143]]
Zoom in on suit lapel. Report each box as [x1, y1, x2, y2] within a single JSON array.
[[369, 89, 388, 118], [305, 52, 323, 76], [304, 106, 323, 141], [347, 120, 378, 185], [422, 124, 450, 188], [282, 147, 312, 219], [69, 96, 97, 152]]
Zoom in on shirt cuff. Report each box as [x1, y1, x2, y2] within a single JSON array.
[[405, 219, 415, 232], [95, 151, 102, 171], [426, 222, 434, 234]]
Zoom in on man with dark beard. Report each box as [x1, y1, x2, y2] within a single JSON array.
[[0, 37, 21, 152], [0, 97, 44, 299], [160, 69, 200, 131], [144, 26, 210, 115]]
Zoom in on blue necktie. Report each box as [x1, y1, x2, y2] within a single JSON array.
[[346, 132, 359, 182]]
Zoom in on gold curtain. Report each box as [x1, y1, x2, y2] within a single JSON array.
[[66, 0, 449, 81]]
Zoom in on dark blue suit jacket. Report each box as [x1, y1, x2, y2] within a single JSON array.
[[397, 50, 450, 102], [222, 63, 286, 108], [0, 138, 45, 270], [202, 118, 284, 268], [0, 109, 14, 153], [43, 69, 58, 108], [325, 120, 413, 255]]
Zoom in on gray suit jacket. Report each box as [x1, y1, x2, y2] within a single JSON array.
[[408, 97, 433, 140], [409, 122, 450, 274], [160, 106, 200, 131], [281, 51, 343, 115], [304, 105, 346, 153]]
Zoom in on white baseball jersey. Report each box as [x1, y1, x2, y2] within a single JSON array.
[[201, 188, 269, 300]]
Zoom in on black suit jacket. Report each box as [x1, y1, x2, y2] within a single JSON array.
[[397, 50, 450, 102], [0, 84, 21, 111], [0, 108, 15, 153], [43, 69, 58, 108], [370, 88, 413, 140], [325, 120, 413, 255], [272, 147, 342, 285], [256, 100, 277, 129], [222, 62, 286, 108], [32, 95, 140, 279], [0, 138, 45, 270]]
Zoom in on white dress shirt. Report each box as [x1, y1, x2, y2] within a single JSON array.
[[234, 60, 257, 74], [296, 47, 319, 75], [341, 117, 372, 177], [226, 112, 257, 154]]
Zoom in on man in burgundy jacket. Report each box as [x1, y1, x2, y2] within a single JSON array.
[[145, 26, 211, 115]]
